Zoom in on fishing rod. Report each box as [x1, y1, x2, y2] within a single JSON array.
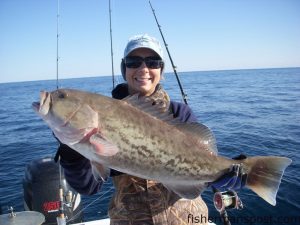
[[109, 0, 115, 89], [56, 0, 60, 90], [57, 156, 67, 225], [148, 1, 188, 105], [55, 1, 67, 224]]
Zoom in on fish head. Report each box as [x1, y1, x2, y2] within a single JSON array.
[[32, 89, 98, 145]]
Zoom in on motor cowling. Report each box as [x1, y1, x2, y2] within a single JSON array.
[[23, 157, 83, 224]]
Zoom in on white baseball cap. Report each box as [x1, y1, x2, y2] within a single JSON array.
[[123, 34, 164, 60]]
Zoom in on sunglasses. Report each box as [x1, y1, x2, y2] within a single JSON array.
[[124, 56, 163, 69]]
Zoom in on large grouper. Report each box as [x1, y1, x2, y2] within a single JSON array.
[[32, 89, 292, 206]]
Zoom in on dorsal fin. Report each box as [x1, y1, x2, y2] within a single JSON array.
[[175, 122, 218, 155]]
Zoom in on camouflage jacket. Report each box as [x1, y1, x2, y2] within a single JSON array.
[[109, 174, 208, 225]]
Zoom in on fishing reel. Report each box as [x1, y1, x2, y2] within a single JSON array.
[[64, 190, 75, 208], [213, 190, 243, 212]]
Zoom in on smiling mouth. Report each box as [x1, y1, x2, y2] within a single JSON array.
[[135, 77, 151, 82]]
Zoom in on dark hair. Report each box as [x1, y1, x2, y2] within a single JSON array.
[[120, 59, 126, 80]]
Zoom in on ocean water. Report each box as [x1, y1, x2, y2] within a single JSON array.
[[0, 68, 299, 225]]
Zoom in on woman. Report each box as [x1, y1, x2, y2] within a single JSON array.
[[57, 34, 245, 225]]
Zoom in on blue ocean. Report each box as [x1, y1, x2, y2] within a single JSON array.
[[0, 68, 299, 225]]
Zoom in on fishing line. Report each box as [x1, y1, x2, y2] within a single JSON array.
[[56, 0, 60, 90], [66, 185, 115, 222], [109, 0, 115, 89], [148, 1, 188, 105]]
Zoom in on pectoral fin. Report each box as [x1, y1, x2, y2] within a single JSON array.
[[91, 161, 110, 181], [89, 133, 119, 157]]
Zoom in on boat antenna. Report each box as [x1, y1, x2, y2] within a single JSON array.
[[109, 0, 115, 89], [56, 0, 60, 90], [148, 1, 188, 105]]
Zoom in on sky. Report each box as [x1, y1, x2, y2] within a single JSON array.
[[0, 0, 300, 83]]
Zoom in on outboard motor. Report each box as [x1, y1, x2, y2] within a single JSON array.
[[23, 157, 83, 224]]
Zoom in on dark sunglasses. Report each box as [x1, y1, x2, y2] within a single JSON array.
[[124, 56, 163, 69]]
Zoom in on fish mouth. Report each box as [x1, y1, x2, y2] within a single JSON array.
[[32, 101, 40, 112], [32, 91, 51, 116]]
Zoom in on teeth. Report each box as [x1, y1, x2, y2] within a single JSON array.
[[135, 77, 151, 81]]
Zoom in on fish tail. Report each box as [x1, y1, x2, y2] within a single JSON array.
[[245, 156, 292, 206]]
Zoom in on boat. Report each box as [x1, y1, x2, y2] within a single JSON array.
[[0, 208, 110, 225], [71, 219, 110, 225]]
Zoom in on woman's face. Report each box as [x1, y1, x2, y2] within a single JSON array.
[[125, 48, 162, 96]]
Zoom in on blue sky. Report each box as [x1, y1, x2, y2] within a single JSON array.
[[0, 0, 299, 83]]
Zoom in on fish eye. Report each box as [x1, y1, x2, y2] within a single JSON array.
[[55, 90, 66, 99], [58, 92, 65, 99]]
